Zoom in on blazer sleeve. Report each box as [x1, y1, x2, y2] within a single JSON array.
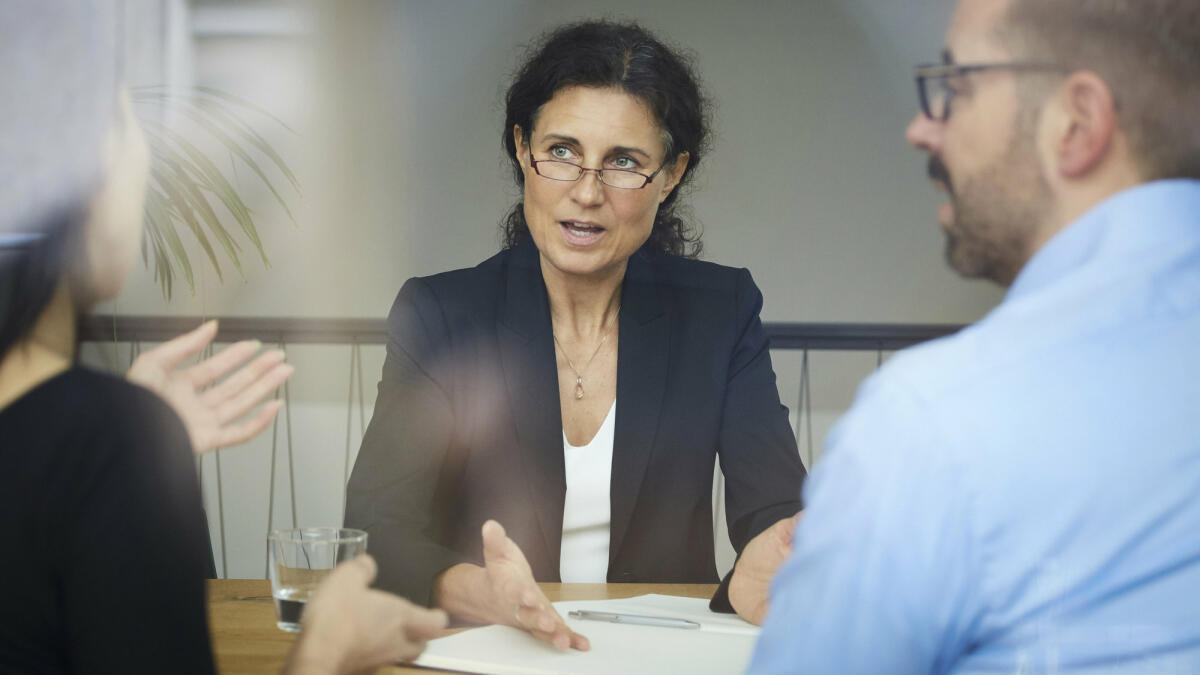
[[710, 267, 807, 612], [345, 277, 473, 607]]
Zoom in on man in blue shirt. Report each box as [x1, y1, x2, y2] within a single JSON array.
[[749, 0, 1200, 672]]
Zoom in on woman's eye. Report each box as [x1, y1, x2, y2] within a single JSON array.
[[550, 145, 574, 160], [611, 156, 638, 170]]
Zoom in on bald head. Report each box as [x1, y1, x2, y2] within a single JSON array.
[[996, 0, 1200, 181]]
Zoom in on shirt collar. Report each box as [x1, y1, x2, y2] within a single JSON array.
[[1007, 179, 1200, 301]]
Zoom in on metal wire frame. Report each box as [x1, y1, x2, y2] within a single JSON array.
[[91, 314, 963, 578]]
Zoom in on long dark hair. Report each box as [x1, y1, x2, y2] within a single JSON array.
[[500, 20, 710, 258], [0, 208, 84, 362]]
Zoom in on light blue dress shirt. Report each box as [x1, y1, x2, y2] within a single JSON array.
[[749, 180, 1200, 674]]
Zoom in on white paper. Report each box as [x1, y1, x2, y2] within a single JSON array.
[[415, 594, 760, 675]]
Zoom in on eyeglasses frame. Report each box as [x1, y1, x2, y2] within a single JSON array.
[[527, 145, 668, 190], [914, 61, 1069, 122]]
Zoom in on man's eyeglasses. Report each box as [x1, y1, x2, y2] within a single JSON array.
[[914, 62, 1067, 122], [528, 146, 666, 190]]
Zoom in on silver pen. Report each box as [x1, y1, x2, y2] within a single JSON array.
[[567, 610, 701, 630]]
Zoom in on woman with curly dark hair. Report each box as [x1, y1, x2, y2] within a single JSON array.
[[348, 19, 806, 650]]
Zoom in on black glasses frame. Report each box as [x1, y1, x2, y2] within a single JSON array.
[[527, 146, 667, 190], [914, 61, 1067, 122]]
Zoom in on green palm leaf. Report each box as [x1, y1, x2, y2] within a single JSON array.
[[146, 119, 265, 264], [132, 87, 297, 299], [151, 151, 226, 282]]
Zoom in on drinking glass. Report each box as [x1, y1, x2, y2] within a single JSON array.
[[268, 527, 367, 632]]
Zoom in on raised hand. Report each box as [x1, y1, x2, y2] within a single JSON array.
[[728, 513, 801, 625], [126, 320, 292, 454], [286, 555, 449, 675]]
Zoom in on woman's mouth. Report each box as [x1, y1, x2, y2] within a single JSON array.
[[560, 220, 606, 245]]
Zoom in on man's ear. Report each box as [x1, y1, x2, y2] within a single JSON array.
[[1052, 71, 1118, 179], [658, 151, 690, 204]]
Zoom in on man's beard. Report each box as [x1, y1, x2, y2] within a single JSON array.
[[930, 112, 1053, 287]]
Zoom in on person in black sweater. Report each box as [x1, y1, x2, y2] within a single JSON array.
[[0, 2, 447, 673], [0, 369, 217, 673]]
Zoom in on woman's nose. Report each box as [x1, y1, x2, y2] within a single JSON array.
[[569, 168, 605, 206]]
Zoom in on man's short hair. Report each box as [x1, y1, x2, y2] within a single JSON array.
[[1002, 0, 1200, 181]]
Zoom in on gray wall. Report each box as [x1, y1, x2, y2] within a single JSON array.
[[109, 0, 1001, 323], [94, 0, 1001, 579]]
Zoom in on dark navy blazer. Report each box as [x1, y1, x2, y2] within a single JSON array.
[[346, 239, 806, 611]]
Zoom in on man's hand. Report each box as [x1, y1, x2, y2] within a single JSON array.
[[729, 513, 801, 625], [126, 320, 292, 454], [286, 555, 449, 675], [435, 520, 590, 651]]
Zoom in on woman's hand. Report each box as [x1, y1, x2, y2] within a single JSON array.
[[286, 555, 449, 675], [435, 520, 590, 651], [126, 320, 292, 454], [728, 513, 802, 625]]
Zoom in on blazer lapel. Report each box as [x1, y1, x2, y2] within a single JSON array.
[[497, 241, 566, 568], [610, 249, 669, 567]]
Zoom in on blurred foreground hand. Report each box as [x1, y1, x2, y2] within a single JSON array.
[[126, 319, 292, 454], [287, 555, 449, 675]]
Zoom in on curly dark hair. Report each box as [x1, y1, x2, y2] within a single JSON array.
[[500, 20, 710, 258]]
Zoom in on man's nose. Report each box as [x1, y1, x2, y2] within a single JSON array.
[[905, 111, 943, 154]]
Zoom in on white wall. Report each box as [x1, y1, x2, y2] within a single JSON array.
[[92, 0, 1001, 580]]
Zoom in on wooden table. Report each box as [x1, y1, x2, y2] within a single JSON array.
[[208, 579, 719, 674]]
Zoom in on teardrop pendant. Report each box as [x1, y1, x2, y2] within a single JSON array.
[[574, 377, 585, 399]]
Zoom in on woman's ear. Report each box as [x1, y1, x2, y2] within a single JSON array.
[[513, 124, 529, 177], [658, 151, 690, 204]]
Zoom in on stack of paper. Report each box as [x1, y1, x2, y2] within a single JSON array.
[[415, 594, 760, 674]]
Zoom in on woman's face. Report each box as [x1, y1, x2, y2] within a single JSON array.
[[81, 89, 149, 303], [516, 86, 688, 281]]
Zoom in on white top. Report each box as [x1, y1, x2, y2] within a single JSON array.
[[559, 399, 615, 583]]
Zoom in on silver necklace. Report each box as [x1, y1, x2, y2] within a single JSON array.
[[553, 318, 616, 400]]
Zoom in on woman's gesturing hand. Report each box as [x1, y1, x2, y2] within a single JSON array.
[[482, 520, 589, 651], [434, 520, 589, 651], [126, 320, 292, 454]]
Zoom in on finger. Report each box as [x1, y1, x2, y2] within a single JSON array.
[[394, 639, 429, 666], [542, 623, 586, 651], [516, 603, 557, 632], [326, 553, 376, 591], [212, 399, 284, 449], [519, 588, 543, 609], [527, 625, 571, 650], [394, 610, 449, 664], [214, 363, 294, 425], [481, 520, 511, 562], [198, 347, 285, 401], [568, 628, 590, 651], [186, 339, 263, 388], [401, 606, 450, 641], [136, 320, 218, 370], [352, 553, 378, 584]]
